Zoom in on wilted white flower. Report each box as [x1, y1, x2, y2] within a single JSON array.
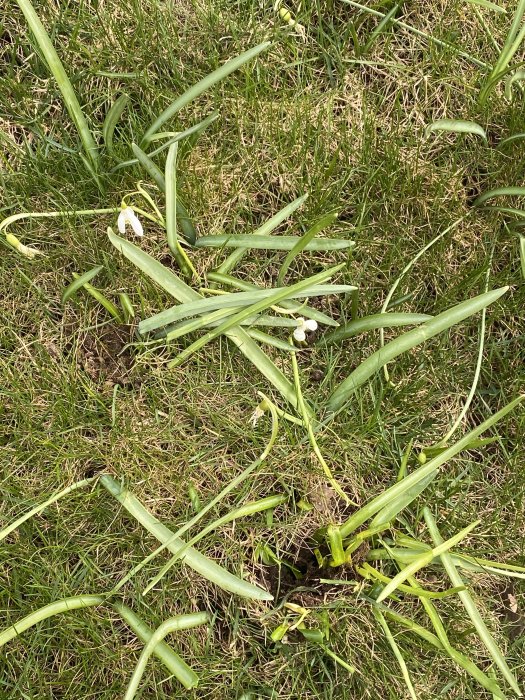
[[250, 405, 265, 428], [117, 207, 143, 237], [293, 317, 318, 342]]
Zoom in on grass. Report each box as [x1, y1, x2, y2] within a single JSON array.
[[1, 0, 525, 698]]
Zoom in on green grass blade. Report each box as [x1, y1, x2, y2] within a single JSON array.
[[277, 211, 339, 285], [474, 186, 525, 206], [123, 613, 209, 699], [322, 313, 432, 345], [142, 42, 271, 143], [99, 475, 273, 600], [62, 265, 103, 304], [0, 478, 96, 543], [372, 607, 417, 700], [425, 509, 521, 695], [169, 265, 349, 367], [213, 194, 308, 278], [328, 287, 508, 413], [112, 602, 198, 689], [339, 395, 524, 537], [102, 94, 129, 157], [196, 234, 354, 251], [425, 119, 488, 142], [15, 0, 99, 168], [497, 132, 525, 147], [0, 595, 105, 648], [363, 4, 401, 55]]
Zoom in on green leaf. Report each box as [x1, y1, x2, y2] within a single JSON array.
[[75, 275, 123, 322], [108, 229, 199, 303], [322, 313, 432, 345], [100, 475, 273, 600], [169, 265, 350, 367], [102, 94, 129, 157], [0, 478, 95, 543], [277, 211, 339, 285], [425, 509, 521, 696], [519, 234, 525, 279], [425, 119, 487, 142], [165, 142, 195, 277], [375, 520, 480, 603], [139, 284, 354, 334], [123, 613, 208, 698], [0, 595, 105, 648], [142, 42, 271, 143], [15, 0, 99, 168], [108, 230, 298, 407], [214, 195, 308, 278], [474, 186, 525, 207], [131, 143, 166, 191], [465, 0, 506, 12], [196, 234, 354, 251], [506, 68, 525, 99], [372, 608, 417, 700], [339, 394, 524, 537], [113, 602, 199, 690], [62, 265, 103, 304], [328, 287, 508, 413]]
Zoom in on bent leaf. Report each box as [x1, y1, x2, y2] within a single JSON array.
[[425, 119, 487, 143]]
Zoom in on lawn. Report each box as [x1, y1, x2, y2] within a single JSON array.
[[1, 0, 524, 698]]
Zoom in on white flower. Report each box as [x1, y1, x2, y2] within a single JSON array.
[[250, 405, 265, 428], [293, 317, 318, 342], [117, 207, 143, 237]]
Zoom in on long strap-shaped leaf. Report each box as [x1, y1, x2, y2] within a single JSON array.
[[213, 195, 308, 278], [0, 595, 105, 648], [139, 284, 354, 334], [375, 520, 480, 603], [195, 234, 354, 251], [339, 395, 524, 538], [123, 613, 209, 699], [113, 602, 199, 690], [328, 287, 508, 413], [108, 229, 299, 406], [322, 313, 432, 345], [169, 264, 350, 367], [100, 475, 272, 601], [425, 509, 521, 696], [15, 0, 99, 168], [142, 42, 271, 144]]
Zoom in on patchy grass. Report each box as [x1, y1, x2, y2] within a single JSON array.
[[1, 0, 524, 698]]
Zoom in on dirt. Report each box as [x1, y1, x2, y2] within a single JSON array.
[[79, 324, 135, 387]]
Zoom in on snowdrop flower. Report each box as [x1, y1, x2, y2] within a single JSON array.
[[250, 405, 265, 428], [293, 317, 318, 342], [117, 207, 143, 237]]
